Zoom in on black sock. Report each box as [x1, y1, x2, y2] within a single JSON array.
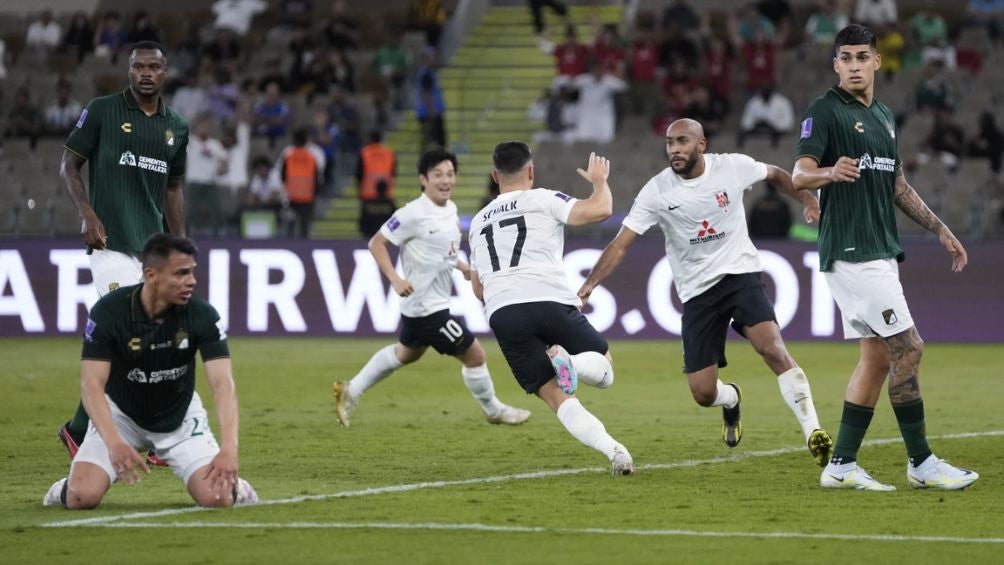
[[831, 401, 874, 465], [59, 479, 69, 507], [67, 402, 89, 439], [893, 399, 933, 466]]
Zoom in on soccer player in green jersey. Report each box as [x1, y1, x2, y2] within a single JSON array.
[[43, 234, 257, 509], [58, 41, 190, 463], [793, 24, 978, 491]]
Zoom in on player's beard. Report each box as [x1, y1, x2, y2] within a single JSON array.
[[671, 153, 699, 176]]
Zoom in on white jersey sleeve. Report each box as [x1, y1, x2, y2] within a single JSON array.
[[621, 179, 661, 236], [725, 153, 769, 193], [379, 202, 419, 246]]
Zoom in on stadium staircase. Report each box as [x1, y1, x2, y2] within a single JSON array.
[[310, 1, 623, 239]]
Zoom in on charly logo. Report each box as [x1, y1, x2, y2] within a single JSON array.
[[121, 122, 132, 133]]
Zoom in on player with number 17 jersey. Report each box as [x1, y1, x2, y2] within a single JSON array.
[[468, 188, 580, 318]]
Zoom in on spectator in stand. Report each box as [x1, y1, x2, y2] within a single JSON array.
[[61, 11, 94, 63], [684, 85, 725, 140], [757, 0, 794, 45], [965, 0, 1004, 46], [741, 28, 777, 94], [661, 58, 700, 120], [550, 26, 590, 89], [410, 0, 447, 48], [373, 32, 412, 111], [803, 0, 849, 53], [127, 11, 161, 45], [244, 156, 285, 214], [213, 0, 267, 37], [322, 13, 359, 52], [527, 0, 569, 36], [280, 128, 324, 238], [358, 180, 398, 238], [627, 24, 661, 117], [703, 34, 734, 115], [5, 87, 43, 150], [94, 11, 128, 63], [661, 0, 701, 35], [25, 9, 62, 58], [253, 81, 290, 148], [915, 108, 966, 177], [209, 69, 240, 123], [968, 111, 1004, 177], [875, 23, 904, 81], [915, 57, 954, 113], [280, 0, 314, 30], [186, 117, 229, 237], [310, 108, 340, 196], [357, 130, 397, 201], [257, 58, 288, 94], [853, 0, 897, 28], [737, 3, 776, 43], [528, 86, 576, 145], [572, 62, 626, 144], [593, 24, 626, 76], [327, 0, 361, 44], [911, 6, 955, 69], [171, 73, 210, 123], [218, 111, 251, 236], [415, 49, 447, 150], [203, 28, 243, 66], [44, 79, 83, 136], [330, 86, 362, 158], [328, 49, 356, 94], [287, 26, 317, 91], [737, 84, 794, 148], [748, 184, 793, 240], [659, 23, 699, 72]]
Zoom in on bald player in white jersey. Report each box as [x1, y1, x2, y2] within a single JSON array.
[[333, 147, 531, 428], [469, 141, 634, 476], [579, 119, 835, 468]]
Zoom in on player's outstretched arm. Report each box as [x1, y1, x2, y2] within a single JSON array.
[[61, 149, 107, 249], [203, 358, 239, 499], [567, 152, 613, 226], [368, 231, 414, 296], [893, 169, 968, 272], [578, 226, 639, 306], [792, 156, 860, 191], [766, 164, 820, 223]]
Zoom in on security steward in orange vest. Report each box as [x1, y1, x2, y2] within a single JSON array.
[[357, 130, 396, 201], [281, 128, 320, 238]]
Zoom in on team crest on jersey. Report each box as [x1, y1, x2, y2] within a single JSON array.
[[75, 109, 88, 128], [165, 129, 175, 146], [715, 192, 729, 207], [886, 123, 895, 139], [882, 309, 898, 325], [175, 330, 189, 350], [108, 282, 119, 292]]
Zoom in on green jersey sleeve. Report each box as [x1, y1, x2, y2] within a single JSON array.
[[168, 125, 189, 181], [64, 99, 102, 160], [195, 300, 229, 361], [795, 99, 830, 164], [80, 306, 115, 361]]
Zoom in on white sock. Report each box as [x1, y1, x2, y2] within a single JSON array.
[[777, 367, 822, 440], [571, 351, 614, 388], [461, 363, 504, 416], [347, 344, 403, 399], [711, 380, 739, 408], [555, 398, 621, 460]]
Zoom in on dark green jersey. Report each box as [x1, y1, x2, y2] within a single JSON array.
[[81, 284, 228, 432], [65, 89, 189, 254], [796, 86, 904, 271]]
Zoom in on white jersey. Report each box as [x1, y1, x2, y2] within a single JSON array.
[[469, 188, 579, 318], [622, 153, 768, 303], [380, 192, 461, 317]]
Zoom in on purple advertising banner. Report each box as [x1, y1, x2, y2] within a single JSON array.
[[1, 238, 1001, 342]]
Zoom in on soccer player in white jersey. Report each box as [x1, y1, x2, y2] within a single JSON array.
[[333, 148, 531, 428], [578, 119, 835, 467], [469, 141, 634, 476]]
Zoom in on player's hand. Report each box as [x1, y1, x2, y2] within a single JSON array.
[[81, 211, 108, 250], [576, 152, 610, 185], [577, 282, 594, 307], [392, 278, 414, 297], [108, 440, 149, 485], [939, 229, 968, 273], [203, 448, 239, 502], [828, 157, 860, 183], [803, 199, 821, 224]]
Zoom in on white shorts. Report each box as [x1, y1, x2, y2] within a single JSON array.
[[89, 248, 143, 297], [72, 392, 221, 486], [823, 259, 915, 339]]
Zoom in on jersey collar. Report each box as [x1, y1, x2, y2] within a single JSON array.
[[122, 88, 167, 116], [829, 85, 873, 108]]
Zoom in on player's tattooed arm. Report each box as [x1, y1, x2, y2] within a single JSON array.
[[894, 169, 968, 272], [885, 327, 923, 404]]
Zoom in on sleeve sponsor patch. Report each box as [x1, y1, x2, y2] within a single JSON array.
[[75, 109, 88, 129], [84, 318, 96, 342], [799, 118, 813, 139], [215, 320, 228, 340], [554, 192, 571, 202], [387, 216, 401, 232]]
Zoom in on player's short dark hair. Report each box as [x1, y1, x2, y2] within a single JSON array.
[[834, 24, 875, 52], [417, 147, 458, 176], [142, 233, 198, 269], [492, 141, 532, 175], [129, 40, 167, 61]]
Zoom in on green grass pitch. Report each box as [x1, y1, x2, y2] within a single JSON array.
[[1, 337, 1001, 564]]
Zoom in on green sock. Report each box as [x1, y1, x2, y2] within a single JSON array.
[[68, 402, 90, 437], [832, 401, 874, 465], [893, 399, 932, 466]]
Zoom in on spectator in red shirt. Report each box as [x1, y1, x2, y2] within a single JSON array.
[[627, 26, 661, 116], [661, 58, 699, 118], [593, 24, 626, 75], [703, 34, 734, 114], [740, 28, 776, 94], [551, 26, 590, 88]]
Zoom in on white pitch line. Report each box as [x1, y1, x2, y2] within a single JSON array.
[[41, 429, 1004, 529], [67, 520, 1004, 545]]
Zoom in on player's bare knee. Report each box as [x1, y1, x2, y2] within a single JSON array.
[[65, 484, 103, 509], [459, 341, 486, 366], [692, 387, 716, 407]]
